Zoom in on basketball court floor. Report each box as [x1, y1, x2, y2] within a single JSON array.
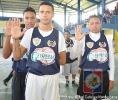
[[0, 48, 118, 100]]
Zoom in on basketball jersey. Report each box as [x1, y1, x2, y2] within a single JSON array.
[[26, 27, 60, 75], [79, 34, 109, 71], [65, 39, 77, 63]]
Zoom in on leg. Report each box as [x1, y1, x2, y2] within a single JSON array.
[[25, 73, 43, 100], [12, 72, 26, 100], [44, 73, 60, 100], [6, 70, 13, 82], [72, 74, 76, 79], [3, 70, 13, 86], [65, 76, 69, 86], [62, 64, 70, 87], [70, 60, 78, 86]]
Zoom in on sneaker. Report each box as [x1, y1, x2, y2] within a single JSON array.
[[72, 80, 78, 86], [3, 79, 7, 86], [65, 81, 69, 87]]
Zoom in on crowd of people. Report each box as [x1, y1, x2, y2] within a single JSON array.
[[64, 13, 102, 32], [64, 2, 118, 32], [2, 1, 115, 100], [103, 2, 118, 23]]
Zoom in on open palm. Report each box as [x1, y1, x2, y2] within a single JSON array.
[[11, 25, 23, 39], [11, 18, 27, 39], [75, 25, 85, 41]]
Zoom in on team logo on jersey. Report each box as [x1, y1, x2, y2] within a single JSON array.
[[86, 42, 94, 48], [99, 42, 106, 47], [33, 38, 41, 46], [84, 69, 102, 93], [87, 48, 108, 63], [47, 40, 56, 47], [31, 47, 55, 65]]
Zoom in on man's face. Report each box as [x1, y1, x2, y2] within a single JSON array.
[[88, 17, 101, 33], [39, 5, 54, 25], [23, 11, 36, 29], [64, 32, 70, 40]]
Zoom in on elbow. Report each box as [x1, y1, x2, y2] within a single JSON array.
[[3, 55, 9, 59], [2, 49, 12, 59], [2, 53, 10, 59]]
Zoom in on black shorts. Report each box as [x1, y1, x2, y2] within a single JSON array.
[[12, 72, 26, 100], [77, 70, 109, 100]]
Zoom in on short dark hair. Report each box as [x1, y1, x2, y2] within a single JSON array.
[[39, 1, 54, 12], [23, 7, 36, 15], [65, 31, 70, 34], [88, 15, 101, 22]]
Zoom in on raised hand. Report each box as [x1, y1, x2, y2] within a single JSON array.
[[11, 18, 27, 39], [5, 19, 12, 36], [75, 25, 85, 41]]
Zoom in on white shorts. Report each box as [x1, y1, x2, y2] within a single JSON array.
[[62, 60, 78, 76], [25, 73, 60, 100]]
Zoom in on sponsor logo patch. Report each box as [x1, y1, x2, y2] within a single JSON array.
[[31, 47, 55, 65], [87, 48, 108, 63]]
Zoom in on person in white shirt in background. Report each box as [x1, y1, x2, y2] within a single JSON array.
[[62, 31, 78, 87], [70, 15, 115, 100]]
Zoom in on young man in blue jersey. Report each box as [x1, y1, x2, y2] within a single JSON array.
[[3, 24, 25, 86], [62, 31, 78, 87], [9, 1, 66, 100], [2, 7, 37, 100], [70, 15, 115, 100]]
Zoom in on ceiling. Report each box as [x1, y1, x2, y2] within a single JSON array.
[[0, 0, 117, 15]]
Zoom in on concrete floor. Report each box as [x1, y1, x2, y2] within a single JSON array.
[[0, 48, 118, 100]]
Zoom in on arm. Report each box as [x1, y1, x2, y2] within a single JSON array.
[[59, 51, 66, 65], [2, 35, 12, 58], [58, 31, 66, 65], [2, 19, 13, 59], [107, 37, 115, 91], [10, 18, 28, 60], [70, 39, 83, 59], [70, 26, 85, 59], [13, 39, 27, 60]]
